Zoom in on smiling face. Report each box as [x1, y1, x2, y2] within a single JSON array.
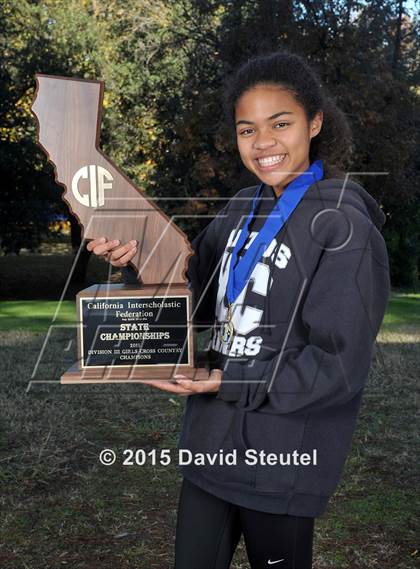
[[235, 83, 323, 197]]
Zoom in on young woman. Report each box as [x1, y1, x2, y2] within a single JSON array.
[[88, 50, 390, 569]]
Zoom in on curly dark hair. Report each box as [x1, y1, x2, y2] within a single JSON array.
[[222, 49, 354, 179]]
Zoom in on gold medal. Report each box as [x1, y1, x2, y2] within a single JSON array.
[[221, 304, 235, 345]]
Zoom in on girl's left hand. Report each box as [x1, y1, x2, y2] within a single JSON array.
[[140, 369, 222, 396]]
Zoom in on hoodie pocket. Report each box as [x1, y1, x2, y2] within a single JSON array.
[[243, 411, 307, 493], [184, 395, 256, 486]]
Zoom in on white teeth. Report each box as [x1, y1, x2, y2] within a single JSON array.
[[257, 154, 286, 167]]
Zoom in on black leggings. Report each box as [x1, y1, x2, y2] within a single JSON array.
[[174, 477, 315, 569]]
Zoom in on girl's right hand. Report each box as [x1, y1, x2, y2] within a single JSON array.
[[86, 237, 137, 268]]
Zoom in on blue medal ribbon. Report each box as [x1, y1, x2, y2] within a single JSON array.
[[225, 159, 324, 305]]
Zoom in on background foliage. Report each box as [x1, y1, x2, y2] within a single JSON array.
[[1, 0, 419, 287]]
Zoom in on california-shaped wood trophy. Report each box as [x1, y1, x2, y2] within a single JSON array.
[[31, 74, 208, 383]]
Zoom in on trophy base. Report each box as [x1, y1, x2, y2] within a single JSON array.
[[61, 362, 209, 384], [62, 282, 209, 384]]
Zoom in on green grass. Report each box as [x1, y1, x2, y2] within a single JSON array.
[[0, 300, 76, 332], [1, 291, 419, 333], [0, 291, 418, 568], [382, 292, 420, 329]]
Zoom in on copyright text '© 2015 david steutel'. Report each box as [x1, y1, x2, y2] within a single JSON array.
[[98, 448, 319, 467]]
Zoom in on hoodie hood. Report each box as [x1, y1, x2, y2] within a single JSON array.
[[231, 178, 386, 337], [304, 178, 387, 230]]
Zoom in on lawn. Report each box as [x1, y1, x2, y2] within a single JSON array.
[[0, 292, 418, 568], [0, 300, 76, 332], [381, 292, 420, 329], [1, 291, 419, 332]]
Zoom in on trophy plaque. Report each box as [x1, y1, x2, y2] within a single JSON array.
[[31, 74, 208, 383]]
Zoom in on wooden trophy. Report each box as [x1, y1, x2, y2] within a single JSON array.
[[31, 74, 208, 383]]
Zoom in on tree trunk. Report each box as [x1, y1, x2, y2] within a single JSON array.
[[392, 0, 404, 72]]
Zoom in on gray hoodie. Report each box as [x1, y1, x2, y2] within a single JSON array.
[[177, 176, 391, 517]]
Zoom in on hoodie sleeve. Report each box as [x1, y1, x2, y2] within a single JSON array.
[[121, 265, 139, 284], [120, 208, 226, 325], [186, 206, 228, 331], [216, 242, 391, 414]]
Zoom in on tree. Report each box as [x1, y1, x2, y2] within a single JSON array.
[[1, 0, 418, 288]]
